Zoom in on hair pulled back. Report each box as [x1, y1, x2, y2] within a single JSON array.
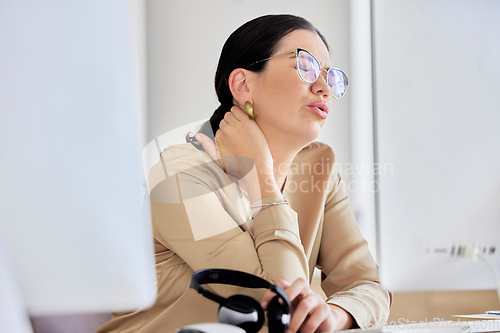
[[188, 14, 328, 149]]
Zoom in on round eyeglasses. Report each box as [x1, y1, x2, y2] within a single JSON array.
[[246, 48, 348, 99]]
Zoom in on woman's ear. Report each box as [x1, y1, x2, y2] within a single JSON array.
[[228, 68, 253, 107]]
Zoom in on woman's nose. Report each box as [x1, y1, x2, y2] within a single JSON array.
[[311, 70, 331, 97]]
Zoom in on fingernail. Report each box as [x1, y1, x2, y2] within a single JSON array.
[[195, 133, 202, 143]]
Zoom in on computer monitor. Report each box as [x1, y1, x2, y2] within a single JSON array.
[[0, 1, 156, 315], [0, 243, 33, 333], [371, 0, 500, 292]]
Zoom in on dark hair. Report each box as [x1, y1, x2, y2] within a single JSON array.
[[187, 14, 329, 149]]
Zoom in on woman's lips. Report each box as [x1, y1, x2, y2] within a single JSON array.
[[307, 101, 329, 119]]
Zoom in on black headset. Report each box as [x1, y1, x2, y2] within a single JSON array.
[[190, 269, 291, 333]]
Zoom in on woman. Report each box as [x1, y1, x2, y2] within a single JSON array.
[[98, 14, 390, 333]]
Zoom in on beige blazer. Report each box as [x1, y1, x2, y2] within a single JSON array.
[[97, 142, 390, 333]]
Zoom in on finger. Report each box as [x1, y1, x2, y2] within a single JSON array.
[[219, 118, 228, 129], [298, 303, 331, 333], [230, 105, 250, 121], [276, 279, 291, 288], [283, 277, 309, 303], [288, 294, 323, 333], [224, 110, 237, 123], [260, 279, 291, 309], [196, 133, 219, 162], [260, 290, 274, 310]]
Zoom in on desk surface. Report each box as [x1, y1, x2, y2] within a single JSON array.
[[341, 320, 500, 333]]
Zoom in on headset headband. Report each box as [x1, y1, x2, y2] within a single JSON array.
[[190, 269, 290, 312]]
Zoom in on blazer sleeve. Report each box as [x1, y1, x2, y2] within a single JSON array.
[[317, 167, 391, 329], [149, 152, 309, 293]]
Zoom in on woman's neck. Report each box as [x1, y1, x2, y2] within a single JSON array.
[[267, 140, 304, 192]]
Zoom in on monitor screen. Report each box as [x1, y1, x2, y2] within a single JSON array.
[[0, 1, 157, 315], [372, 0, 500, 292]]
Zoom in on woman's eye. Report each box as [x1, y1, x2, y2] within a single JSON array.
[[298, 61, 314, 72]]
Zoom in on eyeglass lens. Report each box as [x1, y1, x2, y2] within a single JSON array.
[[296, 49, 347, 99]]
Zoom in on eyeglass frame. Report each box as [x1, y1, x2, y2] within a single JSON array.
[[245, 48, 348, 99]]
